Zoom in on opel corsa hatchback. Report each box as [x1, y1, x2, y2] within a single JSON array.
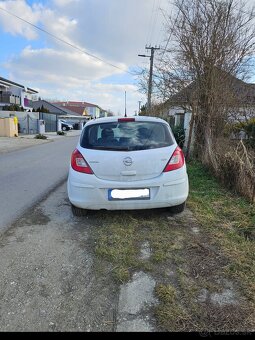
[[67, 116, 189, 215]]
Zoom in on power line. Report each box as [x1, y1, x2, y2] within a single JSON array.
[[146, 0, 157, 45], [158, 0, 185, 66], [0, 6, 136, 76], [149, 0, 161, 45]]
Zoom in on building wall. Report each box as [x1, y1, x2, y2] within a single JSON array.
[[20, 90, 37, 110], [0, 111, 39, 134], [86, 106, 101, 118], [0, 117, 18, 137]]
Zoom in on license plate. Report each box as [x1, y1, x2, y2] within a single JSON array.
[[108, 188, 150, 200]]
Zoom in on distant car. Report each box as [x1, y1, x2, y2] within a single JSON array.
[[67, 116, 189, 215], [60, 120, 73, 131]]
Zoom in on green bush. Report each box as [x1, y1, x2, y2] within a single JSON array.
[[171, 125, 185, 148], [2, 104, 24, 111], [34, 134, 47, 139], [57, 131, 65, 135]]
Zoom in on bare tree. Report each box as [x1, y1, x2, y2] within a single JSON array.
[[152, 0, 255, 166]]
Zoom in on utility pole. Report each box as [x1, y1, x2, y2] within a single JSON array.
[[138, 100, 142, 115], [146, 46, 160, 113], [138, 45, 160, 114]]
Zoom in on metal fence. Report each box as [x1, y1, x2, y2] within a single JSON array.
[[39, 112, 57, 132]]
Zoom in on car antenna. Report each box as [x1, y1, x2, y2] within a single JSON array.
[[124, 91, 127, 117]]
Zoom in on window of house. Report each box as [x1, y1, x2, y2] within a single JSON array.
[[175, 113, 185, 128]]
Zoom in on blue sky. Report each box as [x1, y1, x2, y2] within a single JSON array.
[[0, 0, 170, 115]]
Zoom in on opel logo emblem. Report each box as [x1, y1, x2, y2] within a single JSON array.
[[123, 157, 133, 166]]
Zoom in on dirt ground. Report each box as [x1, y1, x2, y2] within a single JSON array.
[[0, 183, 253, 332]]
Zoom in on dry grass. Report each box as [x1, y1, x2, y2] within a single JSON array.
[[85, 160, 255, 331], [213, 138, 255, 203]]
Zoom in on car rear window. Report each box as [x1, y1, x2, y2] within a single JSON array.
[[80, 121, 174, 151]]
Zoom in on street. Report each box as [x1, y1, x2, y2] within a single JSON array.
[[0, 135, 79, 233], [0, 183, 120, 332]]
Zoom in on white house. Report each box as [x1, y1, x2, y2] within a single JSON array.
[[0, 76, 38, 111]]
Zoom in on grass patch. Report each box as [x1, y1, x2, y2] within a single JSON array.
[[155, 300, 193, 331], [34, 134, 47, 139], [57, 131, 65, 135], [93, 211, 184, 282], [155, 283, 177, 303], [94, 212, 140, 282], [187, 161, 255, 302], [89, 162, 254, 330]]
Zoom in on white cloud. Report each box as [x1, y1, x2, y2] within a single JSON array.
[[32, 80, 144, 116], [0, 0, 41, 39], [52, 0, 170, 65], [53, 0, 80, 6], [5, 45, 144, 114], [5, 45, 126, 81], [0, 0, 169, 114], [0, 0, 169, 64]]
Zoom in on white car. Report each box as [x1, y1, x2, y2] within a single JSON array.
[[67, 116, 189, 215]]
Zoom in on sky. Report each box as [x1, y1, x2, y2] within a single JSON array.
[[0, 0, 171, 116]]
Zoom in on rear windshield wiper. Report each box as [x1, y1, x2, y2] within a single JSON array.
[[89, 145, 130, 151]]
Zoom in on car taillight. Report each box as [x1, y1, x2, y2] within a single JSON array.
[[118, 118, 135, 122], [71, 149, 93, 174], [163, 146, 185, 172]]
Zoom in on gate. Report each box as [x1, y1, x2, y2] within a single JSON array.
[[39, 112, 57, 132]]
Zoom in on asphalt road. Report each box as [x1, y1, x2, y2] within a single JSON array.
[[0, 135, 79, 233]]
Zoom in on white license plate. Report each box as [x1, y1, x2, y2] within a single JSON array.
[[108, 188, 150, 200]]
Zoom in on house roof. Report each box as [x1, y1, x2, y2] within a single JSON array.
[[58, 105, 87, 116], [0, 76, 38, 94], [31, 100, 81, 116], [54, 101, 100, 108], [166, 70, 255, 107]]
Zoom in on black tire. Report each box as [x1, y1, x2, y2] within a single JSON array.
[[62, 126, 67, 131], [169, 202, 186, 214], [71, 204, 88, 216]]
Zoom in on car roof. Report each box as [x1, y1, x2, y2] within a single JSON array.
[[84, 115, 169, 126]]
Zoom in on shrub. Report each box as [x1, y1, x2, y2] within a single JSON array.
[[213, 138, 255, 203], [2, 104, 24, 111], [57, 131, 65, 135], [171, 125, 185, 148], [34, 134, 47, 139]]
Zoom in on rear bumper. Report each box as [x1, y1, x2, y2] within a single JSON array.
[[67, 166, 189, 210]]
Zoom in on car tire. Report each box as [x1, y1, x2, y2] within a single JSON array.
[[62, 126, 67, 131], [169, 202, 186, 214], [71, 204, 88, 216]]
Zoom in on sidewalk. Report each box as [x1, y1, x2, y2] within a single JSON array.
[[0, 130, 81, 154]]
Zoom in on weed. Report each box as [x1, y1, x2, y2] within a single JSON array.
[[34, 134, 47, 139]]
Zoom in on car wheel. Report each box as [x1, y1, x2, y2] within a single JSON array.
[[71, 204, 88, 216], [62, 126, 67, 131], [169, 202, 186, 214]]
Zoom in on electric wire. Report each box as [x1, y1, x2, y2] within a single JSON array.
[[158, 0, 185, 66], [0, 6, 136, 76], [146, 0, 157, 46]]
